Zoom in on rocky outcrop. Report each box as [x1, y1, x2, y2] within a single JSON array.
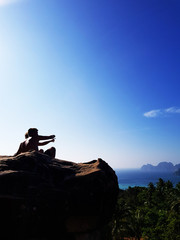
[[141, 162, 177, 172], [0, 151, 118, 240]]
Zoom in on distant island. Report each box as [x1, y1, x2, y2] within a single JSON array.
[[141, 161, 180, 173]]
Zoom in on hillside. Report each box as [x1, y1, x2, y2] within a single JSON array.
[[141, 161, 180, 172]]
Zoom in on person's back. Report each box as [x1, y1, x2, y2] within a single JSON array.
[[15, 141, 27, 155], [14, 128, 38, 156], [24, 137, 38, 152]]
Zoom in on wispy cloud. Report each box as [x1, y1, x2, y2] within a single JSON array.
[[0, 0, 21, 6], [143, 109, 162, 118], [165, 107, 180, 114], [144, 107, 180, 118]]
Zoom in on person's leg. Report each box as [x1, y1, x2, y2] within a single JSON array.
[[39, 149, 44, 154], [44, 147, 56, 158], [51, 147, 56, 158]]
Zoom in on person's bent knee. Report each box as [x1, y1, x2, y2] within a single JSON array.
[[51, 147, 56, 158], [44, 147, 56, 158]]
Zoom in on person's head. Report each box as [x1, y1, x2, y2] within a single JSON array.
[[25, 128, 38, 138]]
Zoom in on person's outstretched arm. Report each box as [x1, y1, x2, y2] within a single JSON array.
[[38, 139, 55, 146], [38, 135, 55, 141]]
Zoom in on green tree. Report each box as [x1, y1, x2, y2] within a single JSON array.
[[147, 182, 155, 206], [127, 209, 144, 240], [164, 212, 180, 240], [107, 180, 180, 240]]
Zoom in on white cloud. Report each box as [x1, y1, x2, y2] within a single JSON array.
[[143, 109, 162, 118], [0, 0, 20, 6], [144, 107, 180, 118], [165, 107, 180, 113]]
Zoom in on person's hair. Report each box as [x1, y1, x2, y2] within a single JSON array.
[[25, 128, 38, 138], [25, 132, 29, 139]]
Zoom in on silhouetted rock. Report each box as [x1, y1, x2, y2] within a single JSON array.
[[0, 151, 118, 240]]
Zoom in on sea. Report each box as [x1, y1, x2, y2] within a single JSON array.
[[115, 169, 180, 190]]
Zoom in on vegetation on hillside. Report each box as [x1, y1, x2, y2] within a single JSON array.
[[104, 178, 180, 240]]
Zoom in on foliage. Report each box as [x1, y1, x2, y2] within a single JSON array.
[[105, 179, 180, 240]]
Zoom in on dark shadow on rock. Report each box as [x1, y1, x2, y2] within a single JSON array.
[[0, 151, 119, 240]]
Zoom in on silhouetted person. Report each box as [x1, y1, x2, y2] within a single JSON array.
[[14, 128, 56, 158]]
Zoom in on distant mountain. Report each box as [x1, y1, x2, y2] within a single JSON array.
[[141, 162, 180, 173], [175, 169, 180, 176]]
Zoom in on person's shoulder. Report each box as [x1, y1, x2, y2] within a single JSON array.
[[26, 137, 34, 144]]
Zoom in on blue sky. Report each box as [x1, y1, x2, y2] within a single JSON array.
[[0, 0, 180, 168]]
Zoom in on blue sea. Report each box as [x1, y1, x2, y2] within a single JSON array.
[[115, 169, 180, 190]]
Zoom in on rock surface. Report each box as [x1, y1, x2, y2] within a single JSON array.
[[0, 151, 118, 240]]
